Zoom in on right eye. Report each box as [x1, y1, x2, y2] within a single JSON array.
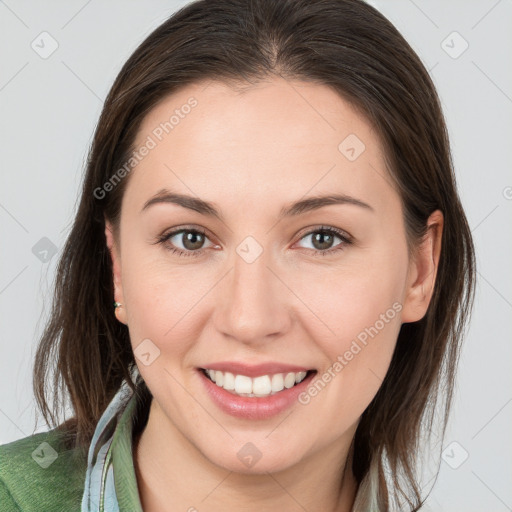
[[156, 226, 217, 257]]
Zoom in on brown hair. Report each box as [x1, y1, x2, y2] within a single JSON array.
[[33, 0, 476, 509]]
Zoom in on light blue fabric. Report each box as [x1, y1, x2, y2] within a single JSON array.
[[81, 366, 140, 512]]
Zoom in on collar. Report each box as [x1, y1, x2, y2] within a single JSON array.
[[81, 367, 144, 512]]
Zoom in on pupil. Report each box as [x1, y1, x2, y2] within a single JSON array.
[[183, 231, 204, 250], [313, 231, 333, 250]]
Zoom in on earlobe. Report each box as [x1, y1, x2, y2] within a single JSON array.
[[401, 210, 444, 324], [104, 219, 127, 325]]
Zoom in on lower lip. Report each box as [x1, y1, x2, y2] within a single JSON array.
[[197, 368, 317, 420]]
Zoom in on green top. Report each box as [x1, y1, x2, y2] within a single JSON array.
[[0, 377, 145, 512], [0, 428, 87, 511]]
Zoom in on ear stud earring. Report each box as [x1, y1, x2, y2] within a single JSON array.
[[113, 301, 123, 309]]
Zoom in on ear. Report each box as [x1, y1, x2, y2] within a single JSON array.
[[105, 219, 127, 325], [401, 210, 444, 323]]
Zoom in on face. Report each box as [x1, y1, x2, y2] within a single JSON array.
[[105, 76, 441, 474]]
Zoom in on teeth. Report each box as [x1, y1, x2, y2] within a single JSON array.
[[271, 373, 284, 393], [204, 369, 309, 397], [223, 371, 235, 390], [284, 372, 296, 389], [235, 374, 253, 394], [253, 375, 271, 395]]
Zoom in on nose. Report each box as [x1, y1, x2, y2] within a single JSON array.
[[213, 243, 291, 346]]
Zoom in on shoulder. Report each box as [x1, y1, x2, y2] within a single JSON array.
[[0, 426, 88, 511]]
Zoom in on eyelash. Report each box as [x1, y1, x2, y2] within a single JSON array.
[[155, 225, 353, 258]]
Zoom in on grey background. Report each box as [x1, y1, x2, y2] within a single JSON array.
[[1, 1, 511, 510]]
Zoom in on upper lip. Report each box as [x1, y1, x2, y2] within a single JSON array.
[[199, 361, 316, 378]]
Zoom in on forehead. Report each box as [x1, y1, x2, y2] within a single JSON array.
[[126, 77, 398, 217]]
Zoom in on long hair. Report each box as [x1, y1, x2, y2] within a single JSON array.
[[32, 1, 476, 509]]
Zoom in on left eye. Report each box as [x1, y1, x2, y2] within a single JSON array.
[[295, 227, 350, 253]]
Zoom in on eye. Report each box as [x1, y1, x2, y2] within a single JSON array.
[[155, 226, 217, 257], [295, 226, 352, 256], [154, 225, 352, 258]]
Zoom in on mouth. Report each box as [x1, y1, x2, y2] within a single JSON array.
[[198, 367, 317, 398], [196, 366, 318, 420]]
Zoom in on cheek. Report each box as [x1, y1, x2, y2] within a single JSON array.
[[291, 246, 407, 383], [295, 266, 404, 433], [296, 255, 405, 342], [120, 254, 211, 356]]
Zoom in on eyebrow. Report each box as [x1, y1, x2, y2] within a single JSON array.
[[141, 189, 374, 219]]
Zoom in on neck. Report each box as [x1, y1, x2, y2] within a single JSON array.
[[134, 399, 359, 512]]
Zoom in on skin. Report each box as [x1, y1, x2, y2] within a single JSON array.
[[105, 76, 443, 511]]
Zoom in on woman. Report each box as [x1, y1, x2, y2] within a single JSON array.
[[0, 0, 476, 510]]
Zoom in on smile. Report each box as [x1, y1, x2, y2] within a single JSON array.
[[197, 367, 318, 420], [201, 368, 314, 397]]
